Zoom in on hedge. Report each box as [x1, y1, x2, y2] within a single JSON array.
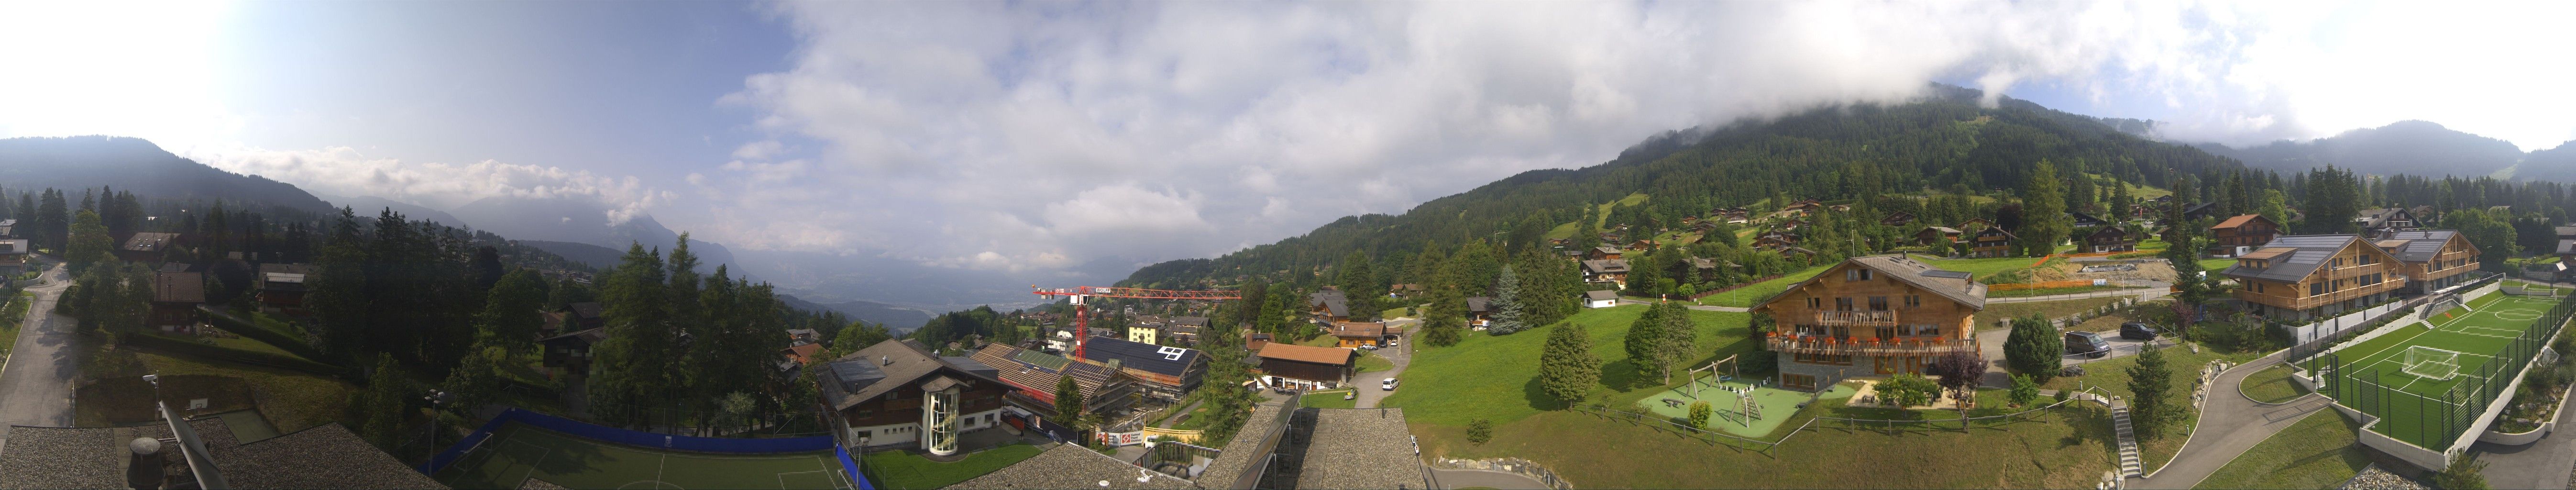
[[197, 306, 331, 362], [127, 331, 347, 376]]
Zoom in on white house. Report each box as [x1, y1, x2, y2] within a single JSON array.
[[1583, 290, 1619, 309]]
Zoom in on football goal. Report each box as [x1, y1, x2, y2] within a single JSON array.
[[2423, 294, 2466, 321], [2402, 345, 2464, 381]]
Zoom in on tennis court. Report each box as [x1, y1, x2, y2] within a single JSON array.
[[2315, 289, 2572, 448], [432, 421, 859, 490]]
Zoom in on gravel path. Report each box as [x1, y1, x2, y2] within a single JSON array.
[[2339, 465, 2430, 490]]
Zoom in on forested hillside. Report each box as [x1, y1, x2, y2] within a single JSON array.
[[1122, 86, 2247, 289]]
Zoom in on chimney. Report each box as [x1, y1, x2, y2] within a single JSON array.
[[881, 356, 892, 366]]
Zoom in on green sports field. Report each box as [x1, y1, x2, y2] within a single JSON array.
[[2319, 290, 2569, 448], [432, 422, 858, 490], [1636, 378, 1852, 437]]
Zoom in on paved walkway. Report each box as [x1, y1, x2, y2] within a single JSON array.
[[0, 260, 77, 444], [2128, 352, 2333, 489], [1355, 328, 1412, 409], [1430, 468, 1550, 490], [2466, 389, 2576, 490], [1985, 280, 2171, 303]]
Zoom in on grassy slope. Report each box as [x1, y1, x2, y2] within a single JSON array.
[[1355, 351, 1395, 373], [1911, 254, 2052, 280], [1543, 193, 1651, 240], [1396, 304, 2118, 488], [1972, 297, 2123, 332], [134, 349, 357, 433], [2042, 344, 2264, 472], [863, 444, 1043, 490], [2193, 410, 2367, 490], [1381, 304, 1752, 426], [2238, 365, 2307, 404], [1696, 264, 1830, 308], [1302, 391, 1358, 409]]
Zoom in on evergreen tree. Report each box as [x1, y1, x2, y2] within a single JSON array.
[[2446, 208, 2518, 270], [589, 243, 676, 428], [2019, 161, 2071, 256], [360, 354, 407, 450], [2127, 345, 2175, 438], [2004, 315, 2062, 382], [1486, 265, 1529, 334], [1623, 304, 1672, 387], [34, 189, 66, 253], [1054, 374, 1085, 423], [475, 269, 548, 355], [2300, 166, 2363, 234], [1537, 322, 1600, 406]]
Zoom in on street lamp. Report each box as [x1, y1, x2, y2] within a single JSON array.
[[423, 389, 452, 453]]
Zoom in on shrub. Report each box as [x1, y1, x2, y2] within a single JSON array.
[[2053, 387, 2072, 403], [1687, 401, 1713, 428], [2008, 374, 2040, 407], [1466, 418, 1493, 444], [1877, 374, 1939, 408], [2436, 454, 2489, 490]]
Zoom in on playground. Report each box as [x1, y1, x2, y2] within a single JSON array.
[[1633, 356, 1846, 437], [430, 421, 861, 490], [2314, 286, 2572, 448]]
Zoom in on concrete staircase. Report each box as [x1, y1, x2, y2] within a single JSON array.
[[2111, 399, 2143, 478]]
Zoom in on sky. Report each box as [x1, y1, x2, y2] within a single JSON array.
[[3, 0, 2574, 279]]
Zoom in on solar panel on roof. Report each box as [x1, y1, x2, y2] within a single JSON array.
[[1156, 346, 1187, 361]]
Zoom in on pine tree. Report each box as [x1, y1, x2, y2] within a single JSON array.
[[2127, 345, 2174, 438], [1487, 265, 1530, 334], [1537, 322, 1600, 406], [361, 354, 407, 450], [2019, 161, 2071, 256]]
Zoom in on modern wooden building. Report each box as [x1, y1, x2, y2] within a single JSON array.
[[2373, 230, 2479, 294], [2221, 234, 2404, 321], [1751, 255, 1987, 390], [2079, 225, 2136, 253], [823, 339, 1013, 456]]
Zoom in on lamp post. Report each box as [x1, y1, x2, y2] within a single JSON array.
[[423, 389, 452, 455]]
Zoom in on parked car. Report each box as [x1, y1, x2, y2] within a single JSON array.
[[2065, 331, 2109, 358], [2119, 322, 2159, 340], [1382, 378, 1399, 390], [1359, 344, 1378, 351]]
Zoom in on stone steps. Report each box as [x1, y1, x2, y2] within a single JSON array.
[[2112, 401, 2143, 478]]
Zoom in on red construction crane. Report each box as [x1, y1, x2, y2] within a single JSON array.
[[1032, 286, 1241, 360]]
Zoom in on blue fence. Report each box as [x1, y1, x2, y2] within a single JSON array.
[[417, 409, 870, 489]]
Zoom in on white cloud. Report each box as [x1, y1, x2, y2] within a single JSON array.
[[186, 145, 674, 225]]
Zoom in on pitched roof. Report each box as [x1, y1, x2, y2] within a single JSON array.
[[153, 271, 206, 304], [1756, 255, 1987, 311], [1921, 226, 1961, 234], [0, 239, 27, 255], [1582, 259, 1629, 274], [969, 343, 1136, 406], [565, 301, 605, 320], [782, 343, 823, 364], [1079, 336, 1203, 379], [1465, 297, 1491, 313], [121, 232, 183, 252], [2211, 214, 2270, 229], [2222, 234, 2373, 283], [1329, 322, 1387, 339], [2557, 226, 2576, 238], [2085, 225, 2131, 240], [824, 339, 1002, 411], [2376, 230, 2464, 263], [1584, 290, 1618, 301], [1256, 342, 1354, 366], [1308, 291, 1350, 317]]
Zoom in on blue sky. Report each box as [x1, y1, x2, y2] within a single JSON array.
[[4, 1, 2573, 280]]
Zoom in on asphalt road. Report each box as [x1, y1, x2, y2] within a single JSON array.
[[1431, 468, 1551, 490], [1356, 318, 1416, 408], [0, 260, 78, 443]]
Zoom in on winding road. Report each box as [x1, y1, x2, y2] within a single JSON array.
[[2126, 352, 2330, 489], [0, 259, 80, 446]]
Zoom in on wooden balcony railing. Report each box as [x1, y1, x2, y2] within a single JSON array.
[[1814, 310, 1898, 326], [1766, 333, 1976, 357], [2242, 279, 2405, 311]]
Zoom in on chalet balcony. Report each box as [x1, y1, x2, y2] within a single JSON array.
[[1766, 333, 1976, 357], [1813, 310, 1898, 327]]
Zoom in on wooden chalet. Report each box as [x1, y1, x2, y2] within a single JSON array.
[[1307, 290, 1351, 323], [1586, 246, 1624, 261], [823, 340, 1012, 455], [1581, 259, 1629, 288], [150, 271, 205, 334], [1328, 321, 1391, 348], [1253, 343, 1355, 390], [1916, 226, 1963, 246], [1751, 255, 1986, 390], [1968, 227, 2016, 258], [2355, 208, 2419, 234], [540, 327, 608, 379], [2206, 214, 2281, 256], [0, 239, 27, 278], [1880, 211, 1917, 227], [117, 232, 186, 264], [253, 263, 313, 315], [2070, 212, 2110, 228], [2079, 225, 2136, 253]]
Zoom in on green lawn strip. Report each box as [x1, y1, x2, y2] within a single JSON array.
[[2042, 343, 2264, 472], [2238, 365, 2308, 404], [2193, 410, 2368, 490], [0, 293, 23, 364], [1381, 304, 1752, 426], [132, 349, 357, 433], [1416, 395, 2117, 488], [1989, 285, 2147, 298], [1355, 351, 1395, 373], [864, 443, 1044, 490], [1166, 400, 1222, 431], [2197, 258, 2236, 272], [1971, 297, 2123, 333], [1697, 265, 1829, 308], [1302, 391, 1358, 409]]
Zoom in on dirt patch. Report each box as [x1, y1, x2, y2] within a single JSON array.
[[2075, 260, 2176, 283], [74, 375, 255, 425]]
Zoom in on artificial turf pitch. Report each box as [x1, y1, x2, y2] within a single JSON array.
[[2323, 291, 2564, 447], [1638, 378, 1850, 437], [432, 421, 858, 490]]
